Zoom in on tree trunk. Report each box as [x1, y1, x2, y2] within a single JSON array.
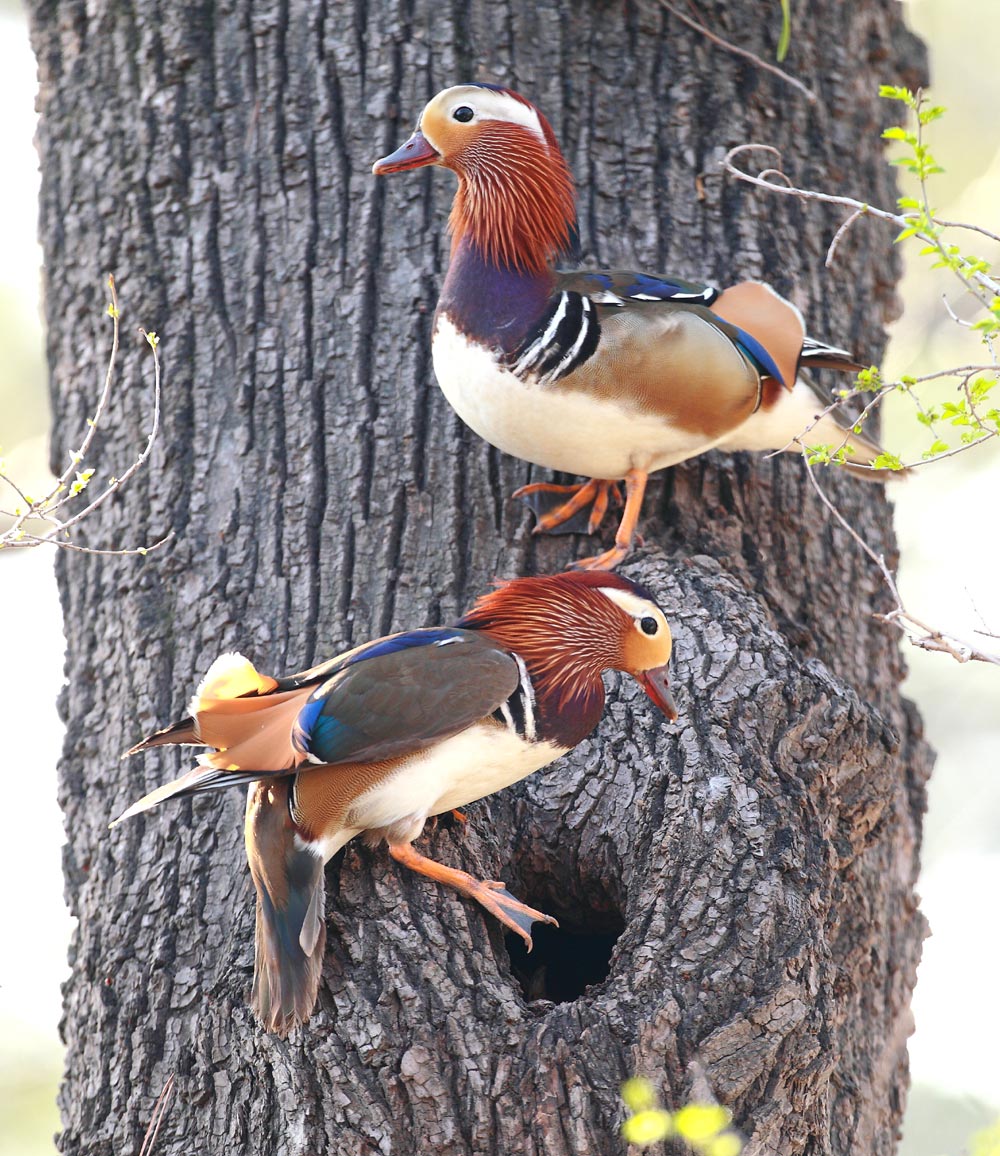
[[30, 1, 931, 1153]]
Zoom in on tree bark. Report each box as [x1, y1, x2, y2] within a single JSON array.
[[29, 1, 931, 1153]]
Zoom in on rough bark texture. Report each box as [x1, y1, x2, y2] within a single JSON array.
[[30, 1, 931, 1153]]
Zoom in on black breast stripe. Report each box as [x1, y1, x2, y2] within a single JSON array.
[[508, 291, 601, 386], [491, 656, 537, 741]]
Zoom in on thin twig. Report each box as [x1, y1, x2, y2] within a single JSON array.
[[801, 454, 1000, 665], [0, 277, 169, 556], [29, 327, 163, 544], [826, 208, 867, 267], [9, 531, 174, 556], [138, 1074, 175, 1156], [655, 0, 818, 104], [722, 143, 1000, 297]]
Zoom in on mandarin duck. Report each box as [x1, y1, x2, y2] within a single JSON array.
[[112, 571, 677, 1035], [373, 84, 892, 570]]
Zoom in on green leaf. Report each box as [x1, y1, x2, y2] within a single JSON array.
[[878, 85, 914, 104], [805, 443, 833, 465], [872, 452, 904, 471], [922, 440, 950, 457], [855, 366, 881, 392], [918, 104, 947, 124], [776, 0, 791, 61]]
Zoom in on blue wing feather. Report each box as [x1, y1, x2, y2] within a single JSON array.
[[293, 628, 489, 764], [337, 628, 466, 669], [727, 324, 785, 385], [619, 273, 716, 302]]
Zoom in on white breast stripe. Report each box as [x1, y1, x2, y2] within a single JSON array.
[[513, 292, 569, 376], [498, 699, 515, 731], [540, 295, 595, 385], [513, 654, 537, 742]]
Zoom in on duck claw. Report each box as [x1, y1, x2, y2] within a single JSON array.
[[513, 479, 621, 537]]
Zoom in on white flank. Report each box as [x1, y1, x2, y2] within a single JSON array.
[[335, 724, 564, 857], [719, 378, 849, 454], [433, 315, 730, 478]]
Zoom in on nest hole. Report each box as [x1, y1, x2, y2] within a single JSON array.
[[505, 912, 625, 1004]]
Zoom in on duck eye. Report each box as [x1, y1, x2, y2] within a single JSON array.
[[639, 616, 658, 636], [452, 106, 475, 123]]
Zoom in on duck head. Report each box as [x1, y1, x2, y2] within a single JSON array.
[[459, 570, 678, 721], [373, 83, 576, 274]]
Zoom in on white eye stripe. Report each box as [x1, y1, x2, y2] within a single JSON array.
[[438, 85, 547, 141], [598, 586, 660, 620]]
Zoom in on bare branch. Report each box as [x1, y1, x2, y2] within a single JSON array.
[[826, 208, 867, 267], [801, 454, 1000, 666], [655, 0, 818, 104], [721, 143, 1000, 298], [138, 1074, 175, 1156]]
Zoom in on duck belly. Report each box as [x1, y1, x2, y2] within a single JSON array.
[[345, 724, 565, 837], [433, 316, 732, 478]]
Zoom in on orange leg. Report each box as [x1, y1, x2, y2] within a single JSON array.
[[512, 478, 623, 536], [572, 468, 649, 571], [425, 808, 468, 833], [388, 842, 558, 950]]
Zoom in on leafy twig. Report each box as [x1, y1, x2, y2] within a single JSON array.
[[723, 89, 1000, 475], [0, 275, 171, 556]]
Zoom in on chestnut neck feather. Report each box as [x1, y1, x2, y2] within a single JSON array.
[[448, 120, 576, 277], [458, 574, 632, 748]]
